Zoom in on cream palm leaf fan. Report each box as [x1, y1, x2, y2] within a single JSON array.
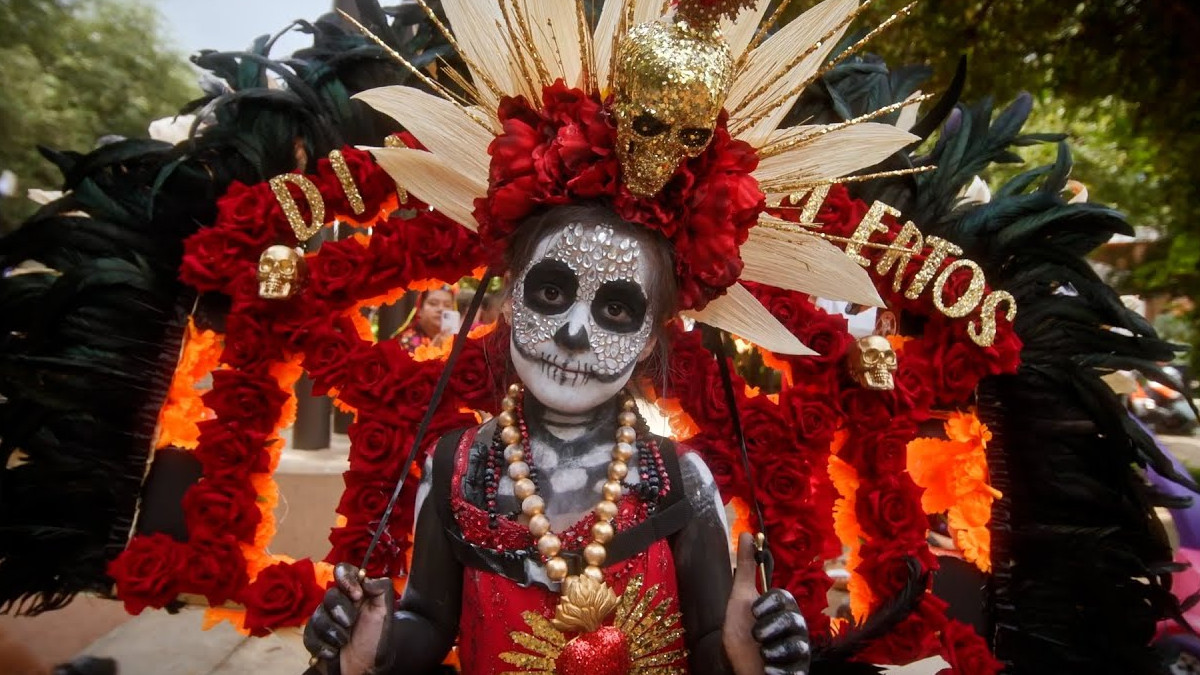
[[349, 0, 922, 356]]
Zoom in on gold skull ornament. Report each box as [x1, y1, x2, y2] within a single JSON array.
[[257, 245, 305, 300], [848, 335, 898, 391], [612, 19, 733, 197]]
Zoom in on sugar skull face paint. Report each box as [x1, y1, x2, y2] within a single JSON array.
[[511, 221, 656, 414]]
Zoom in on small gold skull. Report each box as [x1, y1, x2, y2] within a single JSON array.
[[612, 20, 733, 197], [257, 245, 305, 300], [848, 335, 898, 390]]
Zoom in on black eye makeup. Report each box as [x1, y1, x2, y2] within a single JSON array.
[[523, 260, 578, 315], [592, 279, 648, 332], [679, 127, 712, 148]]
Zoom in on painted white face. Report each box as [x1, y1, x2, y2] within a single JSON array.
[[511, 221, 656, 414]]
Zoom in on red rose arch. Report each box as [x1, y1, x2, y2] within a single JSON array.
[[113, 142, 1014, 671]]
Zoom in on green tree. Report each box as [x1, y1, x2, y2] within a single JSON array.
[[782, 0, 1200, 366], [0, 0, 195, 228]]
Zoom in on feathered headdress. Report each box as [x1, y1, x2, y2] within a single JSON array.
[[352, 0, 924, 353]]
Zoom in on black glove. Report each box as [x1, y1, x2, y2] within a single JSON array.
[[752, 588, 811, 675], [303, 562, 394, 675]]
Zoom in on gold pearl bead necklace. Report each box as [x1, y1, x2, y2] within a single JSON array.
[[498, 384, 638, 585]]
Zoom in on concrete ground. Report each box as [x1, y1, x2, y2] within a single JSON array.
[[14, 430, 1200, 674]]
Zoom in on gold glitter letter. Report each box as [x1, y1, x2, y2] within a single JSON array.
[[905, 236, 963, 300], [932, 259, 987, 318], [968, 291, 1018, 347], [328, 150, 365, 215], [844, 201, 898, 267], [792, 184, 831, 224], [875, 220, 923, 293], [269, 174, 326, 242]]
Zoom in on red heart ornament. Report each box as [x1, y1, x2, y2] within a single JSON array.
[[555, 626, 632, 675]]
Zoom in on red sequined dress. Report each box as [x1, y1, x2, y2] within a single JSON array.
[[432, 426, 694, 675]]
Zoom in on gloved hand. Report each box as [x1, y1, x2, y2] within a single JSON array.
[[724, 533, 812, 675], [303, 562, 394, 675]]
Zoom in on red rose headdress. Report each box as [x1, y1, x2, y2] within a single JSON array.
[[355, 0, 920, 354]]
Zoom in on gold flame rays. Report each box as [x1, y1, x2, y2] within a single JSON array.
[[498, 575, 687, 675]]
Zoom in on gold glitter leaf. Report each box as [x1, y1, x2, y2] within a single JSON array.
[[614, 574, 646, 628], [509, 631, 563, 658], [498, 650, 557, 671], [522, 612, 568, 648]]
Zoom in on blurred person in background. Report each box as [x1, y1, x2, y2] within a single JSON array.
[[394, 287, 456, 353]]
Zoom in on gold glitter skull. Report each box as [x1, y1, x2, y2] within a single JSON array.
[[257, 245, 305, 300], [612, 19, 733, 197], [848, 335, 898, 390]]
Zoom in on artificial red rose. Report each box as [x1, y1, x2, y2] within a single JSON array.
[[307, 238, 371, 301], [693, 367, 735, 430], [183, 477, 263, 543], [855, 474, 928, 542], [791, 308, 852, 367], [775, 564, 834, 631], [107, 533, 187, 614], [339, 339, 414, 409], [338, 472, 393, 520], [780, 389, 839, 448], [758, 455, 811, 512], [856, 538, 920, 600], [271, 302, 336, 355], [663, 325, 711, 396], [686, 434, 746, 500], [340, 146, 399, 211], [982, 320, 1023, 376], [365, 217, 417, 283], [220, 311, 283, 372], [939, 619, 1003, 675], [311, 147, 395, 217], [744, 282, 818, 335], [845, 421, 918, 478], [347, 418, 407, 477], [182, 535, 249, 605], [193, 419, 274, 478], [893, 345, 936, 420], [934, 263, 982, 313], [391, 361, 441, 423], [180, 226, 260, 293], [214, 181, 286, 247], [814, 184, 871, 238], [839, 387, 897, 426], [449, 339, 500, 409], [930, 339, 982, 406], [739, 395, 791, 466], [202, 370, 288, 434], [491, 117, 540, 178], [303, 319, 363, 395], [325, 523, 401, 579], [406, 211, 482, 282], [768, 505, 836, 566], [241, 559, 327, 636]]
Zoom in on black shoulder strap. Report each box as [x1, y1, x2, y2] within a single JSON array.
[[431, 426, 470, 535]]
